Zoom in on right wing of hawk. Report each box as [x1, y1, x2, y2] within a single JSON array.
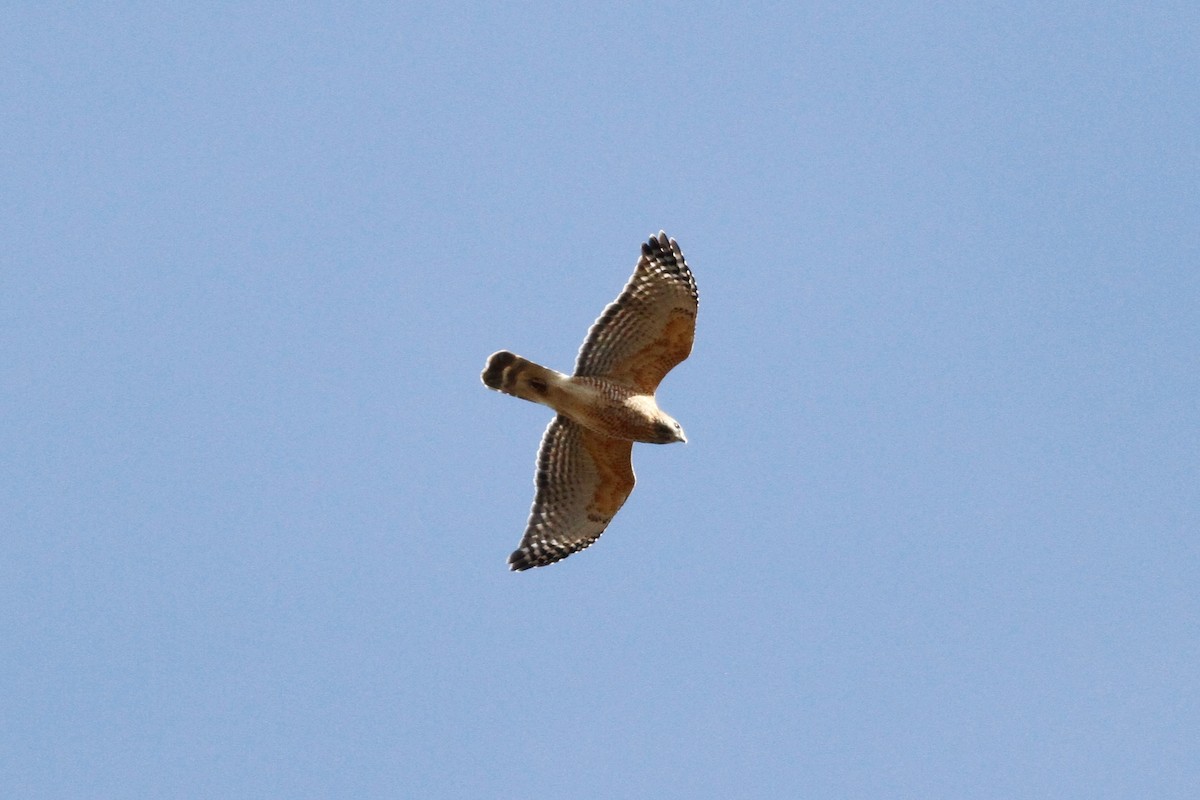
[[508, 415, 635, 571], [573, 231, 699, 394]]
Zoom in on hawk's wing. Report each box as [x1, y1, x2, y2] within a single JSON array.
[[573, 231, 698, 394], [508, 415, 635, 571]]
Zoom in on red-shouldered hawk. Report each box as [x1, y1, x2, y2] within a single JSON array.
[[481, 232, 698, 570]]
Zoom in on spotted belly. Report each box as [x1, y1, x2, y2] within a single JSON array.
[[550, 377, 661, 442]]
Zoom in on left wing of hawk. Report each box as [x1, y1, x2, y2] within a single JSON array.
[[508, 415, 635, 571], [574, 231, 698, 394]]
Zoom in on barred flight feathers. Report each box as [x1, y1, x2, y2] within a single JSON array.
[[574, 231, 698, 394], [508, 416, 635, 571]]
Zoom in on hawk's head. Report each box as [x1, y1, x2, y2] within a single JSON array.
[[652, 416, 687, 445]]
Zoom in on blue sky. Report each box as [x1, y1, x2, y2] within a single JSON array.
[[3, 3, 1198, 797]]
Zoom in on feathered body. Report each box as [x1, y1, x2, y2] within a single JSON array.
[[481, 351, 683, 445]]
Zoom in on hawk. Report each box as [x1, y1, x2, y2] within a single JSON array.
[[481, 231, 699, 570]]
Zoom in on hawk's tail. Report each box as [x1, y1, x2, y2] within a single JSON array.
[[481, 351, 563, 404]]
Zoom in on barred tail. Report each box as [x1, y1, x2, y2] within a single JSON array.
[[481, 351, 562, 404]]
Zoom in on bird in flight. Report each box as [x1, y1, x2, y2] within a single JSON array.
[[481, 231, 698, 570]]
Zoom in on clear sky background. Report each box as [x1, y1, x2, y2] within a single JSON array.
[[3, 3, 1198, 798]]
